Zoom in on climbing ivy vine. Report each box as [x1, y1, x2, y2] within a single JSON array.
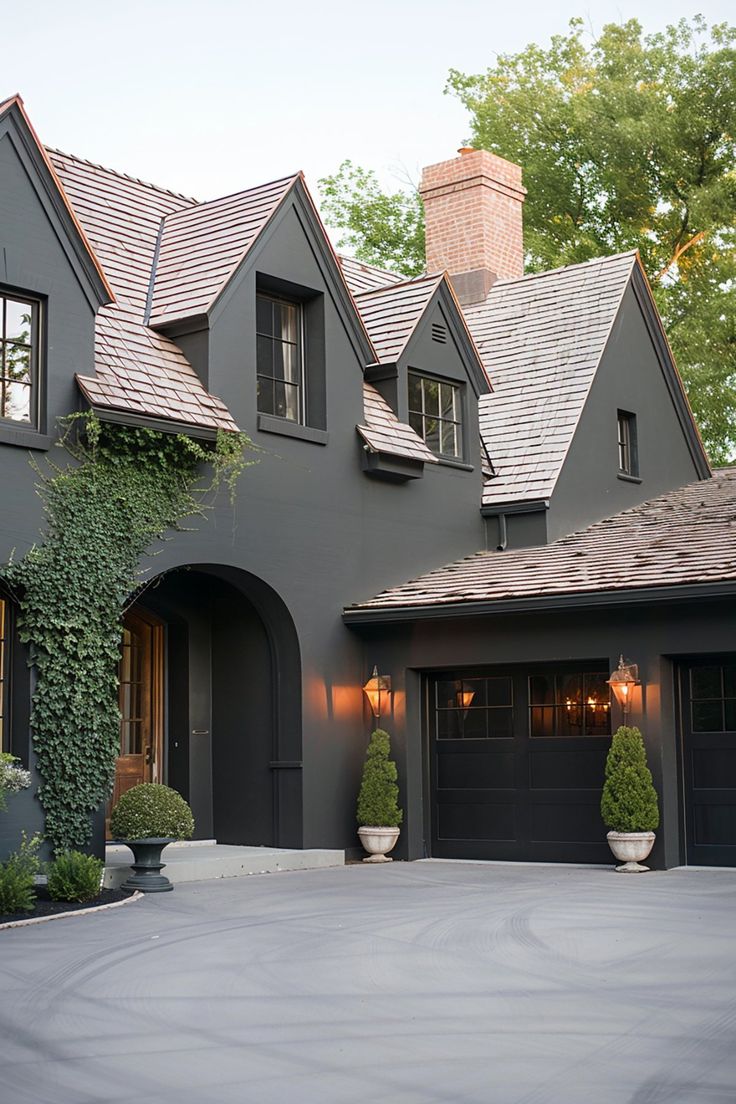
[[5, 413, 250, 853]]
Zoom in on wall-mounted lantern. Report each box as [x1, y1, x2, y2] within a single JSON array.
[[362, 666, 392, 721], [607, 655, 640, 716]]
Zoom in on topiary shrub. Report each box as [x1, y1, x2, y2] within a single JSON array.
[[0, 833, 42, 914], [601, 726, 660, 833], [110, 783, 194, 841], [47, 850, 104, 903], [357, 729, 403, 828]]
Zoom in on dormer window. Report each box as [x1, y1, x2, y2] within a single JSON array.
[[1, 291, 39, 426], [617, 410, 638, 477], [408, 372, 463, 460], [256, 293, 303, 423]]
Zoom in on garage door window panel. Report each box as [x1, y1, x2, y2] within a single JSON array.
[[435, 676, 513, 740], [530, 671, 611, 737]]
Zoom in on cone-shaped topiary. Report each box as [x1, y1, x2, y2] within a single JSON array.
[[110, 783, 194, 841], [601, 726, 660, 833], [357, 729, 403, 828]]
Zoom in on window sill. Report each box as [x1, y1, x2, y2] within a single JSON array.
[[0, 425, 51, 451], [617, 472, 642, 484], [257, 414, 328, 446], [432, 456, 474, 473]]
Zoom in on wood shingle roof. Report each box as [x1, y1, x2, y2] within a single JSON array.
[[466, 252, 638, 507], [356, 274, 444, 363], [346, 469, 736, 617]]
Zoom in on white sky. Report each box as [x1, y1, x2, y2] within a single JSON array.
[[2, 1, 733, 204]]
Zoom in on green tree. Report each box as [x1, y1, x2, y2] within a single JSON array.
[[601, 726, 660, 833], [319, 17, 736, 462], [356, 729, 403, 827]]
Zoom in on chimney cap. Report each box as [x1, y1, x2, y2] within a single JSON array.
[[457, 146, 476, 156]]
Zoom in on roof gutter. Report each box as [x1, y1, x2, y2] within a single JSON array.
[[343, 579, 736, 626]]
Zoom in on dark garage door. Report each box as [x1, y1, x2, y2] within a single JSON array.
[[681, 659, 736, 867], [429, 666, 613, 864]]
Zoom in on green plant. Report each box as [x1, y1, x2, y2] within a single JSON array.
[[356, 729, 403, 828], [5, 413, 250, 853], [47, 850, 103, 903], [601, 726, 660, 833], [0, 832, 42, 913], [110, 783, 194, 840], [0, 752, 31, 812]]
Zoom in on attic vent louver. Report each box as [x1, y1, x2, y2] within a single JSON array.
[[431, 323, 447, 344]]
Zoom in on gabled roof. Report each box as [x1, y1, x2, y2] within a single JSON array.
[[49, 149, 237, 434], [358, 382, 438, 464], [466, 251, 638, 508], [345, 468, 736, 620], [339, 255, 404, 295], [0, 96, 113, 307], [148, 175, 298, 326], [355, 273, 444, 362]]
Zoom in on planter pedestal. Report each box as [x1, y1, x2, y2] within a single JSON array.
[[358, 826, 400, 863], [607, 831, 656, 873], [120, 838, 175, 892]]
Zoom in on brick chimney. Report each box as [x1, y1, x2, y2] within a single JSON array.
[[419, 147, 526, 304]]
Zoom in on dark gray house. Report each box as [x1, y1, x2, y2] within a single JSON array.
[[1, 94, 734, 869]]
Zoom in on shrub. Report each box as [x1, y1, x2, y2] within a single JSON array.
[[601, 726, 660, 833], [47, 850, 103, 903], [357, 729, 403, 828], [110, 783, 194, 841], [0, 832, 42, 914]]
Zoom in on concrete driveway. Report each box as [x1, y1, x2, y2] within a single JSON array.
[[1, 861, 735, 1104]]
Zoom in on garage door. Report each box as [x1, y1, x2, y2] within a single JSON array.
[[681, 659, 736, 867], [428, 666, 613, 864]]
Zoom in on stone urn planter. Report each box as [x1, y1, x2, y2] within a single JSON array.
[[358, 826, 400, 863], [601, 726, 660, 874], [120, 838, 176, 892], [606, 830, 656, 873], [356, 729, 403, 864], [110, 783, 195, 894]]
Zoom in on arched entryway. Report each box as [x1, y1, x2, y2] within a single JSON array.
[[114, 565, 302, 849]]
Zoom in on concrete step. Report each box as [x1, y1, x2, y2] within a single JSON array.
[[103, 841, 344, 888]]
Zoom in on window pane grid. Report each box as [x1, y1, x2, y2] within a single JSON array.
[[690, 664, 736, 732], [529, 671, 611, 737], [0, 294, 36, 424], [408, 373, 462, 460], [256, 294, 303, 424], [435, 676, 513, 740]]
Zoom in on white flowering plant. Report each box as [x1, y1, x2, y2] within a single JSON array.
[[0, 752, 32, 811]]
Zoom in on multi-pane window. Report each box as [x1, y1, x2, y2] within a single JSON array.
[[617, 410, 637, 476], [435, 676, 513, 740], [256, 294, 303, 423], [1, 292, 38, 425], [690, 664, 736, 732], [0, 600, 6, 751], [408, 372, 462, 460], [529, 671, 611, 737]]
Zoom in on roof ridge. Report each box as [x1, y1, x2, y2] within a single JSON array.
[[45, 146, 199, 204], [354, 271, 441, 299], [161, 172, 301, 223], [480, 250, 639, 296], [338, 254, 404, 282]]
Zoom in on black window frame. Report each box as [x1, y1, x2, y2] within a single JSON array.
[[407, 371, 464, 461], [0, 289, 41, 430], [617, 409, 638, 477], [256, 291, 305, 425], [528, 668, 612, 739]]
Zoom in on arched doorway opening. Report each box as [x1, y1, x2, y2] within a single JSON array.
[[114, 565, 302, 848]]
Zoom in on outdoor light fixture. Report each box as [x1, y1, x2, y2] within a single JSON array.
[[607, 655, 640, 715], [362, 666, 392, 720]]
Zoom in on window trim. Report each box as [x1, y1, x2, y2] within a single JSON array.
[[617, 409, 639, 478], [407, 370, 464, 462], [256, 291, 306, 426], [0, 288, 42, 433]]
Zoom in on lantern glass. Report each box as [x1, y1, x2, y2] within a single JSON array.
[[362, 666, 392, 718]]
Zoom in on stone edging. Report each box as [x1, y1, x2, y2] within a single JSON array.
[[0, 890, 143, 931]]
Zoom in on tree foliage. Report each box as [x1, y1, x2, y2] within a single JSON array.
[[600, 725, 660, 833], [4, 415, 249, 853], [356, 729, 403, 828], [319, 17, 736, 461]]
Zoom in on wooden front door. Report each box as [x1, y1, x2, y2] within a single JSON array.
[[108, 608, 164, 836]]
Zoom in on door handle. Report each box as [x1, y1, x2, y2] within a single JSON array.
[[144, 745, 154, 766]]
